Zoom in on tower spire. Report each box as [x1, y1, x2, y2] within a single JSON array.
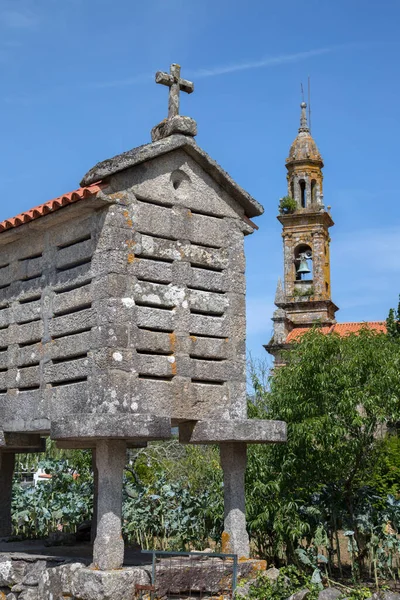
[[299, 101, 309, 133]]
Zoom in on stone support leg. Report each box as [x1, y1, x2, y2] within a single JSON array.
[[220, 442, 249, 558], [0, 452, 16, 538], [93, 440, 126, 570], [91, 448, 98, 543]]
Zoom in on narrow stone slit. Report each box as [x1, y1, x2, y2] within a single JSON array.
[[187, 285, 225, 295], [189, 355, 225, 362], [136, 349, 173, 357], [18, 361, 40, 369], [52, 327, 92, 340], [189, 333, 228, 340], [190, 308, 224, 317], [19, 339, 41, 348], [192, 241, 222, 250], [138, 231, 179, 242], [58, 233, 91, 250], [0, 367, 7, 373], [136, 276, 172, 285], [189, 208, 224, 220], [0, 283, 10, 290], [51, 376, 88, 387], [18, 384, 40, 392], [19, 274, 42, 282], [190, 263, 223, 273], [0, 324, 8, 331], [136, 196, 173, 209], [19, 294, 41, 304], [52, 352, 88, 365], [138, 374, 174, 381], [0, 346, 8, 352], [19, 252, 43, 262], [0, 263, 10, 269], [139, 255, 174, 265], [0, 389, 7, 394], [57, 257, 92, 273], [54, 279, 92, 294], [16, 316, 41, 325], [137, 325, 174, 334], [191, 379, 225, 386], [135, 300, 175, 310], [54, 302, 92, 318]]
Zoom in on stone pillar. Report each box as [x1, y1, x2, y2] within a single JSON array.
[[220, 442, 249, 558], [93, 440, 126, 570], [91, 448, 98, 543], [0, 452, 16, 538]]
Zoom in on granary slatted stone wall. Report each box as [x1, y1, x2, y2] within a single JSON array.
[[0, 148, 251, 431], [98, 148, 250, 423], [0, 209, 108, 431]]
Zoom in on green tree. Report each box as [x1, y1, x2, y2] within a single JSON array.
[[386, 295, 400, 339], [246, 328, 400, 564]]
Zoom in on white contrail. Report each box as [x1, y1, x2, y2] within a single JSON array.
[[84, 44, 354, 89], [191, 45, 349, 78]]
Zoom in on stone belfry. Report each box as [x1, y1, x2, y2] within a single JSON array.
[[266, 102, 339, 365]]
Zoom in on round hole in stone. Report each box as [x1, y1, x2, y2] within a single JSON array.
[[170, 170, 191, 195]]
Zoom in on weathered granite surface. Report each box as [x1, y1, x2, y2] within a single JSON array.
[[152, 115, 197, 141], [0, 552, 266, 600], [80, 134, 264, 218], [179, 419, 287, 444]]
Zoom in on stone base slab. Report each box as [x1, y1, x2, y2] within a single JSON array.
[[0, 551, 266, 600], [51, 414, 172, 443], [179, 419, 287, 444]]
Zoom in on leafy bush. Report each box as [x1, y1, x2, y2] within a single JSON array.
[[244, 566, 320, 600], [12, 455, 93, 538], [293, 286, 314, 297], [247, 328, 400, 583], [12, 441, 224, 552], [279, 196, 297, 214]]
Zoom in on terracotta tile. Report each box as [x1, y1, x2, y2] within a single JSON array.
[[0, 183, 103, 233]]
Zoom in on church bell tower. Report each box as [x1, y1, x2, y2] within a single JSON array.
[[265, 102, 338, 364]]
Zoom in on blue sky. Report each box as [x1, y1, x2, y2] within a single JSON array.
[[0, 0, 399, 365]]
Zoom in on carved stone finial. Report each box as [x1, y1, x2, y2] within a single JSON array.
[[152, 63, 197, 141], [155, 63, 194, 119], [299, 102, 309, 133]]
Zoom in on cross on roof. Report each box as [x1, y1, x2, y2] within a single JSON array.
[[155, 63, 194, 119]]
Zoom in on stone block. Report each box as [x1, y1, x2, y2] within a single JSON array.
[[70, 567, 150, 600], [179, 419, 287, 444], [38, 562, 85, 599], [51, 414, 172, 442], [22, 560, 47, 586], [18, 588, 38, 600], [151, 115, 197, 141], [0, 560, 27, 587], [318, 588, 342, 600]]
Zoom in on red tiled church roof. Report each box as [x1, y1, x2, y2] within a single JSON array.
[[286, 321, 387, 343], [0, 183, 103, 233]]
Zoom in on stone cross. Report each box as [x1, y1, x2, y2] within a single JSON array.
[[155, 63, 194, 119]]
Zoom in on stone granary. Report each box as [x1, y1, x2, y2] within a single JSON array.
[[0, 64, 286, 570], [265, 102, 386, 366]]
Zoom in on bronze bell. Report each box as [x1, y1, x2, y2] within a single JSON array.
[[297, 258, 311, 275]]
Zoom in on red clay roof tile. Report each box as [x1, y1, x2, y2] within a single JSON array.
[[0, 183, 103, 233], [286, 321, 387, 343]]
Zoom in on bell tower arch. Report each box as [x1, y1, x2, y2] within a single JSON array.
[[266, 103, 338, 364]]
